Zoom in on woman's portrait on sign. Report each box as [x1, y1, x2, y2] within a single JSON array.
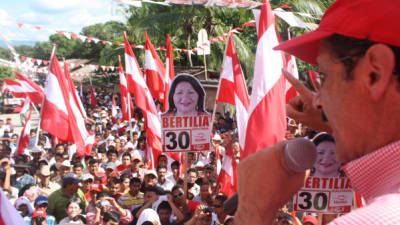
[[164, 74, 208, 117], [311, 132, 344, 177]]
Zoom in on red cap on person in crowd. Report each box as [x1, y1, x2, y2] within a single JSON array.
[[32, 209, 47, 219], [303, 215, 318, 225], [274, 0, 400, 65], [89, 184, 102, 192]]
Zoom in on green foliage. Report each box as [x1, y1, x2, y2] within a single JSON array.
[[0, 48, 12, 60], [0, 65, 15, 80]]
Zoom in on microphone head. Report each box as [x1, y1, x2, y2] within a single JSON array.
[[284, 137, 317, 173], [223, 193, 238, 215]]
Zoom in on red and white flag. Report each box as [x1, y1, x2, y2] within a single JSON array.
[[64, 62, 94, 156], [41, 52, 93, 156], [124, 33, 162, 169], [118, 58, 131, 122], [243, 0, 286, 159], [64, 62, 87, 118], [163, 34, 175, 112], [16, 110, 32, 155], [218, 143, 237, 197], [144, 32, 166, 102], [40, 54, 71, 142], [13, 98, 31, 113], [111, 95, 118, 124], [285, 54, 299, 103], [14, 71, 44, 104], [308, 70, 320, 90], [0, 82, 8, 96], [216, 34, 250, 153], [89, 81, 97, 109], [3, 78, 43, 105], [0, 188, 26, 225], [4, 79, 24, 97]]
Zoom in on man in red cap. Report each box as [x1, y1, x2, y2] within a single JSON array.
[[236, 0, 400, 224]]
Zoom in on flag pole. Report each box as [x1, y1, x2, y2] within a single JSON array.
[[35, 44, 57, 147], [127, 93, 134, 142]]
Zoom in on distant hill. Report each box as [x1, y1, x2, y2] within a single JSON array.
[[0, 40, 37, 49]]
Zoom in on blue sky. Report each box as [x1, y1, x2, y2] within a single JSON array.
[[0, 0, 126, 42]]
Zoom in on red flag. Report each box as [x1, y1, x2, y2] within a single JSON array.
[[124, 33, 161, 169], [90, 83, 97, 109], [14, 72, 44, 104], [3, 80, 22, 97], [308, 70, 320, 90], [64, 62, 95, 156], [243, 0, 286, 159], [64, 62, 87, 118], [41, 52, 93, 156], [144, 32, 166, 102], [1, 82, 8, 96], [13, 98, 31, 113], [16, 110, 32, 155], [216, 34, 250, 154], [111, 95, 118, 124], [118, 57, 131, 122], [217, 143, 237, 197], [40, 53, 71, 142], [285, 55, 299, 103], [163, 34, 175, 112]]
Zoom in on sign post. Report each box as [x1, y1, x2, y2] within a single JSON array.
[[161, 74, 211, 200], [197, 29, 210, 80]]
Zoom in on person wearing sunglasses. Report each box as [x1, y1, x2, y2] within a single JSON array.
[[171, 185, 201, 222], [212, 194, 228, 224]]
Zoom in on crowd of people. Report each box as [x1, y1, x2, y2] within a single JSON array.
[[0, 84, 324, 225]]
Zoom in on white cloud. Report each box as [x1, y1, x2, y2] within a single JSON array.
[[0, 1, 125, 42], [67, 8, 125, 28], [0, 8, 8, 20], [17, 12, 55, 25], [30, 0, 110, 13]]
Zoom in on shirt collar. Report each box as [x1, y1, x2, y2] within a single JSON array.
[[343, 140, 400, 203]]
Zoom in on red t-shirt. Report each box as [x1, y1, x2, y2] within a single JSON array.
[[187, 200, 201, 213]]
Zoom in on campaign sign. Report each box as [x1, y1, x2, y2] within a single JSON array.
[[294, 176, 353, 214], [161, 74, 211, 152], [161, 114, 211, 152]]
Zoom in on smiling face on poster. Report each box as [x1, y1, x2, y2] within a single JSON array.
[[312, 133, 342, 178], [162, 74, 211, 153], [293, 133, 354, 214]]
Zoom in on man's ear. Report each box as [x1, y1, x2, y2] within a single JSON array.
[[364, 44, 396, 101]]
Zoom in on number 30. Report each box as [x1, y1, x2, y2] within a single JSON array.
[[165, 131, 190, 150]]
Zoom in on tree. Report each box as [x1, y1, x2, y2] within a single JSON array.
[[0, 65, 15, 80], [0, 48, 12, 60]]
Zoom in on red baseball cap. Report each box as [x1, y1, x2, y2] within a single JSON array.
[[303, 215, 318, 225], [274, 0, 400, 65], [32, 209, 47, 219], [89, 184, 102, 192]]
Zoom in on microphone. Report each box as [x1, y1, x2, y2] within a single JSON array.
[[223, 138, 316, 215]]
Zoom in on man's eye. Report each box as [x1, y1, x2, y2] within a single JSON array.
[[318, 72, 326, 84]]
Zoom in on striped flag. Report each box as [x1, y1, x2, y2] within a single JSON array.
[[144, 32, 166, 102], [216, 34, 250, 157], [124, 33, 162, 169], [16, 109, 32, 155], [243, 0, 286, 159]]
